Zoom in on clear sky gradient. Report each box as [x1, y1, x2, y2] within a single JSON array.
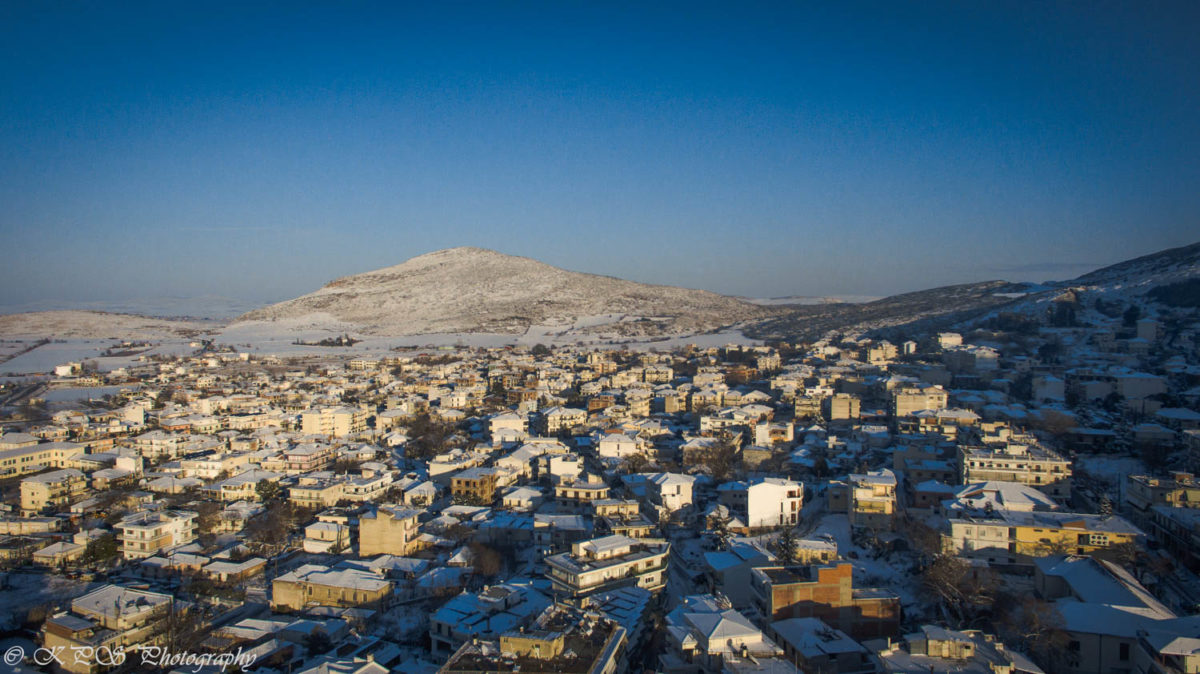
[[2, 2, 1198, 310]]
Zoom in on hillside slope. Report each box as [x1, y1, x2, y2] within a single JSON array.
[[237, 247, 773, 336], [0, 311, 217, 339]]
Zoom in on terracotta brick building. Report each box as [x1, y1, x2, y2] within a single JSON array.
[[750, 562, 900, 640]]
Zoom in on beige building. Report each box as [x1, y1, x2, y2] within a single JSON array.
[[358, 505, 421, 557], [828, 468, 898, 531], [271, 563, 392, 612], [893, 386, 949, 417], [545, 534, 670, 598], [958, 443, 1072, 501], [0, 441, 87, 477], [116, 509, 198, 559], [301, 406, 369, 437], [554, 473, 611, 512], [21, 468, 87, 514], [1125, 472, 1200, 526], [439, 603, 627, 674], [944, 510, 1142, 566], [42, 585, 173, 674], [451, 467, 499, 504], [289, 476, 346, 509], [824, 393, 861, 421], [541, 406, 588, 434], [303, 520, 351, 554]]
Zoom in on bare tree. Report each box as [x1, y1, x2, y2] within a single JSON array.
[[700, 436, 740, 483], [469, 542, 503, 577], [995, 593, 1074, 672], [920, 555, 996, 626]]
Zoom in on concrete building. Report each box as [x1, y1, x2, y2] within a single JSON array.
[[358, 505, 421, 557], [1125, 472, 1200, 527], [116, 509, 198, 560], [959, 443, 1073, 501], [429, 583, 552, 655], [42, 585, 174, 674], [827, 468, 898, 531], [545, 534, 670, 598], [451, 466, 499, 504], [750, 563, 901, 640], [660, 594, 787, 674], [892, 386, 949, 417], [825, 394, 861, 421], [945, 509, 1143, 566], [438, 602, 627, 674], [540, 406, 587, 435], [769, 617, 875, 674], [0, 441, 87, 477], [272, 563, 392, 612], [20, 468, 87, 514], [717, 477, 804, 530], [301, 406, 369, 438], [876, 625, 1046, 674]]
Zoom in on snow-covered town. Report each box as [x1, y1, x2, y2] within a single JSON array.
[[1, 275, 1199, 674]]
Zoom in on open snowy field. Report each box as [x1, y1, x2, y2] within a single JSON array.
[[0, 340, 116, 375], [43, 385, 139, 403]]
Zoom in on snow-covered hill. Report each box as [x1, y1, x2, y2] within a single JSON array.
[[236, 247, 773, 336], [1075, 241, 1200, 290], [0, 311, 217, 339]]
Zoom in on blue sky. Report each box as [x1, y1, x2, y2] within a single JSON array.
[[2, 1, 1198, 310]]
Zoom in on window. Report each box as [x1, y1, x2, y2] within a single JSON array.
[[1119, 643, 1129, 660]]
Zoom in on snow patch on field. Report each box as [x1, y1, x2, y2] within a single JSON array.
[[0, 341, 114, 375], [1075, 454, 1147, 485], [0, 572, 98, 631]]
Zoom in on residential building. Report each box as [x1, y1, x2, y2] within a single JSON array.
[[42, 585, 174, 674], [892, 386, 948, 417], [717, 477, 804, 530], [825, 393, 861, 421], [660, 594, 787, 674], [301, 406, 369, 438], [647, 472, 696, 512], [438, 602, 627, 674], [116, 509, 198, 559], [20, 468, 87, 513], [959, 443, 1073, 501], [272, 563, 393, 612], [540, 406, 587, 435], [545, 534, 670, 598], [828, 468, 898, 531], [451, 466, 499, 504], [769, 617, 876, 674], [1146, 505, 1200, 571], [1125, 472, 1200, 527], [750, 563, 901, 640], [876, 625, 1046, 674], [429, 583, 552, 655], [358, 505, 421, 557], [303, 520, 351, 554], [555, 473, 611, 511], [0, 441, 87, 476], [944, 510, 1143, 566]]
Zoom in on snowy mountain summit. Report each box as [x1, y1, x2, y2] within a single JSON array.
[[236, 247, 771, 336]]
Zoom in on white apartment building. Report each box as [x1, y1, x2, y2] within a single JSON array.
[[649, 472, 697, 512], [545, 534, 670, 598], [717, 477, 804, 529]]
